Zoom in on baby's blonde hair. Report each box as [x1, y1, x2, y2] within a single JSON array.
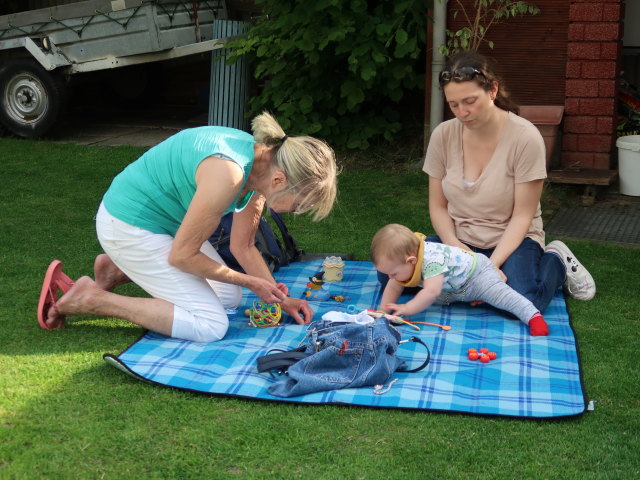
[[370, 224, 420, 264], [251, 112, 338, 221]]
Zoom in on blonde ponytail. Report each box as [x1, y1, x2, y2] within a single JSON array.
[[251, 111, 338, 221], [251, 111, 286, 146]]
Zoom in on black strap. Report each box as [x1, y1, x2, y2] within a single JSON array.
[[257, 337, 430, 377], [398, 336, 431, 373], [256, 346, 309, 375], [268, 208, 303, 261], [209, 227, 229, 249]]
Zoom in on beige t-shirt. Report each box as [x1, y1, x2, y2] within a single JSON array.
[[423, 112, 547, 250]]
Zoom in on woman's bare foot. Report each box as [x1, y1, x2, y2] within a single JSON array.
[[44, 276, 101, 329], [94, 254, 131, 291], [48, 276, 175, 336], [44, 304, 65, 330]]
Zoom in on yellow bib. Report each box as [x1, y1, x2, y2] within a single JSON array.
[[397, 232, 426, 288]]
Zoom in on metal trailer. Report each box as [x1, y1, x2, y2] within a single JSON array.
[[0, 0, 230, 137]]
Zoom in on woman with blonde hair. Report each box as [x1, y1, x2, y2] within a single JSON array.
[[37, 112, 338, 342]]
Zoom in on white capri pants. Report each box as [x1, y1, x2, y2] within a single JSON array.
[[95, 202, 242, 342]]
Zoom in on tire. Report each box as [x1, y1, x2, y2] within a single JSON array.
[[0, 59, 67, 138]]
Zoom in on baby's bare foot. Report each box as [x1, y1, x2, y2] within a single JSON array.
[[94, 254, 130, 291]]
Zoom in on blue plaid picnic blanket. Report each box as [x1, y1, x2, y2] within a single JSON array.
[[104, 260, 587, 418]]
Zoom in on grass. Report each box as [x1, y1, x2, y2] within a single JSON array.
[[1, 137, 639, 479]]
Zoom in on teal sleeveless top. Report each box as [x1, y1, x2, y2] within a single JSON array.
[[102, 126, 255, 236]]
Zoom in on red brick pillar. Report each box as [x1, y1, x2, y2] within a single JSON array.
[[562, 0, 624, 170]]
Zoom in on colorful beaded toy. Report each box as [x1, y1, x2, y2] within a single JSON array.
[[245, 301, 282, 328]]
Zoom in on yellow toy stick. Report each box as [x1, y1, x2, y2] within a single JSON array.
[[366, 309, 451, 331], [411, 321, 452, 331], [390, 315, 421, 331], [366, 309, 420, 331]]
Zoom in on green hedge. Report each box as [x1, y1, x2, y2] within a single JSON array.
[[227, 0, 431, 149]]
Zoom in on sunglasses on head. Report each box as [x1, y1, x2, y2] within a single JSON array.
[[439, 66, 487, 86]]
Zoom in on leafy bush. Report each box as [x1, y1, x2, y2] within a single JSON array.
[[227, 0, 431, 149]]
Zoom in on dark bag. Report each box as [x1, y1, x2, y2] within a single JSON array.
[[209, 208, 303, 273], [257, 318, 431, 398]]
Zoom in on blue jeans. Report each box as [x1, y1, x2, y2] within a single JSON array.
[[377, 236, 565, 314], [267, 318, 406, 397]]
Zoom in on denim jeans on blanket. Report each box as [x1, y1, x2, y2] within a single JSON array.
[[267, 318, 407, 398]]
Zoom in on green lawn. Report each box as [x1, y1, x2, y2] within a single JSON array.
[[1, 137, 639, 479]]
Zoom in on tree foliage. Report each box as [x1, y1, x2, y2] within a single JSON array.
[[439, 0, 540, 56], [227, 0, 431, 149]]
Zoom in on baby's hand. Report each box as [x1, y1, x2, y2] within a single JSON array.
[[385, 303, 408, 318]]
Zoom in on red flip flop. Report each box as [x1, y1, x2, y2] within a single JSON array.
[[37, 260, 75, 330]]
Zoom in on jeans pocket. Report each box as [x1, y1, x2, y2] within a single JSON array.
[[301, 345, 365, 386]]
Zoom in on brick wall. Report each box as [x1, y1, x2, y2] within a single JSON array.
[[563, 0, 624, 169]]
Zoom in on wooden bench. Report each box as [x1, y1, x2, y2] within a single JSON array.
[[547, 169, 618, 205]]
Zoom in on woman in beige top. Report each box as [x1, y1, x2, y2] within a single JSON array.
[[422, 51, 595, 314]]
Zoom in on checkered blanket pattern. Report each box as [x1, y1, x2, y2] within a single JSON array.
[[104, 260, 587, 418]]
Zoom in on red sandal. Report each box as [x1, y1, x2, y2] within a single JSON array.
[[37, 260, 75, 330]]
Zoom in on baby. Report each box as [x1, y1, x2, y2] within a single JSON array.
[[371, 224, 548, 336]]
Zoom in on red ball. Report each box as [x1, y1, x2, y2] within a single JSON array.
[[468, 352, 479, 361], [480, 355, 490, 363], [488, 352, 498, 360], [479, 348, 489, 354], [468, 348, 477, 354]]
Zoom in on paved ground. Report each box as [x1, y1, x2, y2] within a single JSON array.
[[47, 106, 208, 147], [546, 194, 640, 247]]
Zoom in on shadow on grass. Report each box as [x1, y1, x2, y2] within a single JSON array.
[[2, 340, 634, 479], [5, 319, 143, 357]]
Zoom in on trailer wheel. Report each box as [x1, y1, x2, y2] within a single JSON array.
[[0, 59, 67, 138]]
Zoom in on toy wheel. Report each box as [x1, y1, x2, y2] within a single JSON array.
[[0, 59, 67, 138]]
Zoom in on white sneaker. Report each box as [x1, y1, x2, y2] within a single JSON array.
[[545, 240, 596, 300]]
